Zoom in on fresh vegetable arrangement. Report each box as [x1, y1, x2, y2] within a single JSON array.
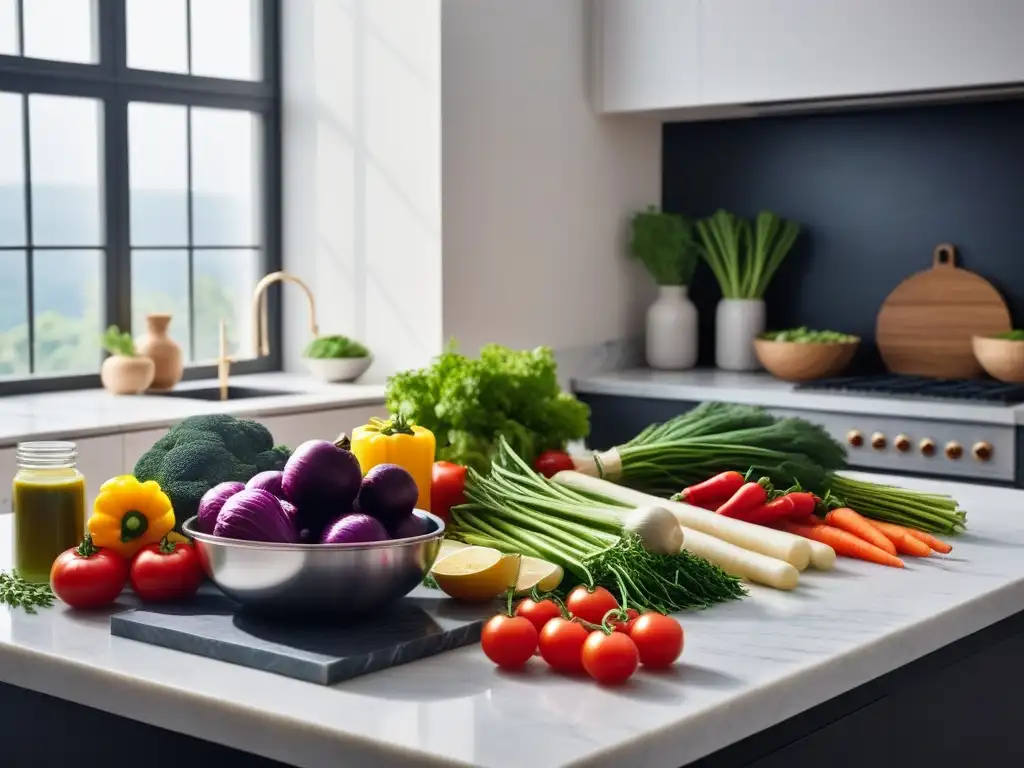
[[695, 210, 801, 299], [573, 402, 966, 535], [446, 437, 747, 610], [480, 579, 684, 685], [133, 414, 292, 527], [385, 342, 590, 473], [760, 327, 857, 343], [303, 334, 370, 359]]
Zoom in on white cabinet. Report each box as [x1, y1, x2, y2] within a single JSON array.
[[594, 0, 701, 112], [123, 429, 169, 475], [257, 405, 387, 449], [594, 0, 1024, 113]]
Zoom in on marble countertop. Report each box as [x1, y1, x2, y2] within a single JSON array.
[[0, 373, 386, 446], [1, 472, 1021, 768], [572, 368, 1024, 425]]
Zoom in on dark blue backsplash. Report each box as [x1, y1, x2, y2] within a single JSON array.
[[662, 97, 1024, 371]]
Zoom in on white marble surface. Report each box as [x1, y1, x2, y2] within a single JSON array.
[[0, 373, 385, 447], [1, 472, 1022, 767], [573, 367, 1024, 425]]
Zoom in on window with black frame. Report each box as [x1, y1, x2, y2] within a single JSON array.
[[0, 0, 281, 394]]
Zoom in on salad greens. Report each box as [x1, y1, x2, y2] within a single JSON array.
[[385, 342, 590, 472], [760, 327, 857, 343], [993, 330, 1024, 341], [304, 334, 370, 359]]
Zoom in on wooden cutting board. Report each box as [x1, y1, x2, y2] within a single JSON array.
[[876, 244, 1012, 379]]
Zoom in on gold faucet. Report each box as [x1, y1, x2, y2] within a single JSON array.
[[218, 320, 231, 401], [251, 271, 320, 358]]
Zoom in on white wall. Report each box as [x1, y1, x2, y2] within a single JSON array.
[[281, 0, 443, 382], [282, 0, 660, 383]]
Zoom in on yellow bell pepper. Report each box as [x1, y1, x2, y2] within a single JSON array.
[[351, 414, 436, 511], [88, 475, 176, 558]]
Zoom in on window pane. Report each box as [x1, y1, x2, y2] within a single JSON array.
[[131, 249, 191, 360], [0, 251, 29, 376], [191, 108, 260, 246], [0, 0, 18, 55], [32, 248, 103, 374], [190, 0, 260, 81], [193, 248, 259, 362], [125, 0, 187, 75], [129, 103, 188, 246], [23, 0, 97, 64], [0, 93, 25, 246], [29, 94, 103, 247]]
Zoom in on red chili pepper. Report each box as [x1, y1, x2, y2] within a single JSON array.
[[785, 491, 819, 519], [716, 479, 771, 519], [743, 495, 797, 525], [679, 471, 745, 507]]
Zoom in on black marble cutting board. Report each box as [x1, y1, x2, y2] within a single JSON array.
[[109, 587, 495, 685]]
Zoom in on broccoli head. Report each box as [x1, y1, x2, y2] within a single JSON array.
[[133, 414, 291, 527]]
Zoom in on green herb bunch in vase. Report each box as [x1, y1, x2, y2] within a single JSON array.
[[629, 206, 700, 370]]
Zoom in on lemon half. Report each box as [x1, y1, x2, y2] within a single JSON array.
[[514, 555, 563, 594], [431, 546, 519, 602]]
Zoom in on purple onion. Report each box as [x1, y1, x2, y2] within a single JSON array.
[[246, 470, 284, 497], [213, 488, 299, 543], [319, 513, 389, 544], [389, 513, 431, 540], [356, 464, 419, 526], [282, 440, 362, 531], [197, 481, 245, 533]]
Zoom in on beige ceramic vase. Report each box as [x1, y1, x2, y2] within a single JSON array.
[[101, 355, 155, 395], [136, 313, 184, 391]]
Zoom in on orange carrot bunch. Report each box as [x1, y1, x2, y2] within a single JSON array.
[[777, 506, 952, 568]]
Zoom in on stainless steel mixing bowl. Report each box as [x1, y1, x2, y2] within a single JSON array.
[[182, 510, 445, 616]]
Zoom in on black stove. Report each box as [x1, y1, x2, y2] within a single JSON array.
[[794, 375, 1024, 405]]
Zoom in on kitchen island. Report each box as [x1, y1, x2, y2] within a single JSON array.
[[1, 472, 1023, 767]]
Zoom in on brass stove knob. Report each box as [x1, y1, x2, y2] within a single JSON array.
[[973, 441, 993, 462], [919, 438, 936, 457], [871, 432, 886, 450], [847, 430, 863, 448], [945, 441, 963, 460], [894, 434, 911, 452]]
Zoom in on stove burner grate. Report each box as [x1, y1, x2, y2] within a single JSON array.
[[793, 375, 1024, 405]]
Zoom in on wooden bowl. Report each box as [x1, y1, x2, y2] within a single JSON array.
[[972, 335, 1024, 383], [753, 338, 860, 382]]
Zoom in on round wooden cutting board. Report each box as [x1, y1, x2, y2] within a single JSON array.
[[876, 244, 1012, 379]]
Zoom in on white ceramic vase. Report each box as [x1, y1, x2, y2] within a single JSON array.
[[645, 285, 698, 370], [715, 298, 766, 371]]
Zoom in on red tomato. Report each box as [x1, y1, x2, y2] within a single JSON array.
[[430, 462, 467, 520], [565, 585, 619, 626], [629, 613, 685, 668], [610, 608, 640, 635], [515, 598, 563, 633], [480, 614, 537, 669], [534, 450, 575, 479], [50, 535, 129, 609], [582, 631, 640, 685], [537, 617, 589, 674], [129, 538, 204, 603]]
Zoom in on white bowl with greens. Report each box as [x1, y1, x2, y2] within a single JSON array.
[[302, 335, 372, 382]]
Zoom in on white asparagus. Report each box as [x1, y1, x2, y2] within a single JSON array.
[[680, 526, 799, 590], [805, 539, 837, 570], [552, 470, 812, 570]]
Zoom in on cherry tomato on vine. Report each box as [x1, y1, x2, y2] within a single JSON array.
[[582, 630, 639, 685], [566, 585, 619, 625], [610, 608, 640, 635], [515, 597, 563, 633], [538, 617, 589, 674], [481, 614, 538, 669], [629, 613, 684, 668], [50, 535, 129, 609]]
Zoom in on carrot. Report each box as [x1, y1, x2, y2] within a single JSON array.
[[717, 480, 771, 520], [779, 521, 905, 568], [867, 520, 932, 557], [679, 471, 745, 507], [824, 508, 898, 557], [904, 528, 953, 554]]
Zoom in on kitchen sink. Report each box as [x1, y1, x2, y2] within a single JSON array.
[[150, 386, 300, 401]]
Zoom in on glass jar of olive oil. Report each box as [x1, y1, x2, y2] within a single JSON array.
[[13, 441, 86, 584]]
